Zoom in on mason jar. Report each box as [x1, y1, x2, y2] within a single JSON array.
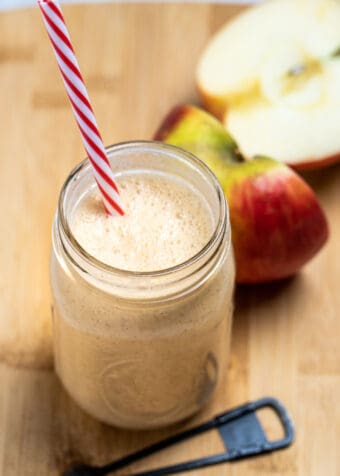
[[51, 141, 235, 429]]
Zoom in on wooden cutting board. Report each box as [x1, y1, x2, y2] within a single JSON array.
[[0, 3, 339, 475]]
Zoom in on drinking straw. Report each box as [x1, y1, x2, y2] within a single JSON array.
[[37, 0, 124, 216]]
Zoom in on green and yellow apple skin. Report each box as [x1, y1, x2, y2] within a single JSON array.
[[154, 104, 329, 283]]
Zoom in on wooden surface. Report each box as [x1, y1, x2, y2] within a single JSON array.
[[0, 3, 339, 475]]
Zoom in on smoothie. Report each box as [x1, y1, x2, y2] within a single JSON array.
[[51, 142, 234, 429], [71, 173, 214, 271]]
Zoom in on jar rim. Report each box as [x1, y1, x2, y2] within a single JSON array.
[[58, 140, 229, 280]]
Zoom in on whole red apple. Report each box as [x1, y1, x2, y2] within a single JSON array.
[[154, 104, 329, 283]]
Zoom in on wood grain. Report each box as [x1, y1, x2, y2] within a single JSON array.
[[0, 3, 339, 475]]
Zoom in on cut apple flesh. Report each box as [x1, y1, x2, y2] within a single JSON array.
[[197, 0, 340, 169]]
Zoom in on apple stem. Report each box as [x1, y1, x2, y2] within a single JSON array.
[[228, 147, 244, 163]]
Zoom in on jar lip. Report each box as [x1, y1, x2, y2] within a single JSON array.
[[58, 140, 229, 279]]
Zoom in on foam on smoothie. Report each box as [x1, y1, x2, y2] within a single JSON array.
[[71, 172, 214, 272]]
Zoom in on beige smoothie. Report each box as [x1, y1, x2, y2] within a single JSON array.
[[71, 174, 214, 271], [51, 143, 234, 429]]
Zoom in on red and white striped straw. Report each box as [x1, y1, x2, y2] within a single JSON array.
[[38, 0, 124, 216]]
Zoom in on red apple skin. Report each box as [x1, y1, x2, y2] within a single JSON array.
[[154, 104, 329, 283], [153, 105, 188, 142], [289, 152, 340, 171], [229, 166, 329, 283]]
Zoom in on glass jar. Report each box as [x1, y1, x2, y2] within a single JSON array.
[[51, 141, 235, 429]]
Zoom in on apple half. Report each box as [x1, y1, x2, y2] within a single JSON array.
[[154, 104, 329, 283], [196, 0, 340, 170]]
